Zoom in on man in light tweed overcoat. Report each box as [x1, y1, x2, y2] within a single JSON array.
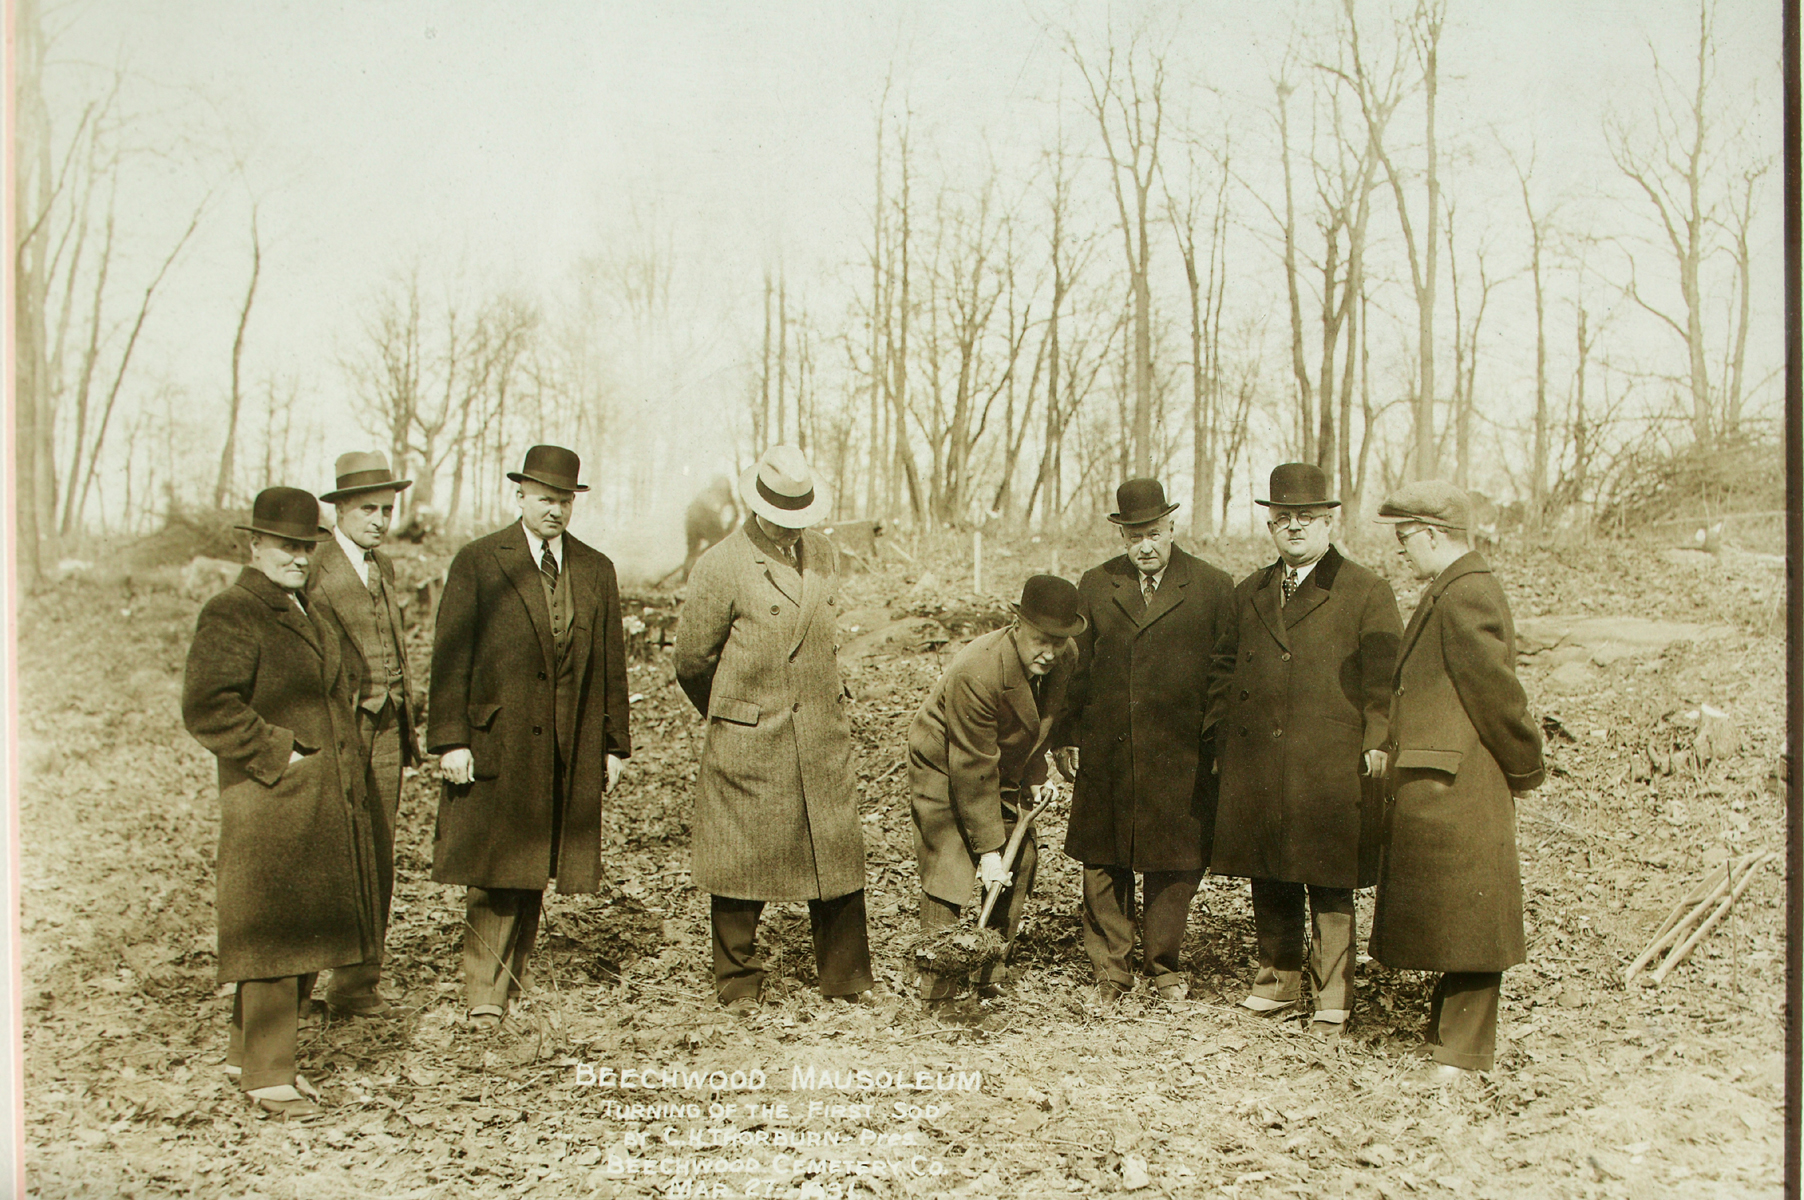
[[675, 445, 872, 1012]]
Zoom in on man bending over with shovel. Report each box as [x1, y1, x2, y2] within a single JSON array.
[[906, 575, 1085, 1011]]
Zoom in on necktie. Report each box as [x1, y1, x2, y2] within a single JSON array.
[[364, 550, 383, 602], [540, 539, 559, 587], [1142, 574, 1156, 607], [1282, 566, 1299, 605]]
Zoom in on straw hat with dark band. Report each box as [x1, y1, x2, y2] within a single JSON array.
[[739, 444, 833, 529]]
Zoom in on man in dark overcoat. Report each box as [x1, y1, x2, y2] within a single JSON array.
[[429, 445, 631, 1029], [183, 487, 380, 1118], [674, 445, 872, 1011], [1210, 464, 1400, 1036], [907, 575, 1084, 1006], [1056, 478, 1235, 1005], [306, 451, 419, 1018], [1371, 481, 1544, 1080]]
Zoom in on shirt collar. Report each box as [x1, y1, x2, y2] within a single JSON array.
[[334, 527, 371, 583], [521, 521, 564, 569]]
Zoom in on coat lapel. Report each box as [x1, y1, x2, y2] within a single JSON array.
[[1278, 545, 1340, 630], [1393, 552, 1488, 678], [997, 631, 1040, 735], [496, 522, 557, 674], [241, 567, 324, 657], [317, 536, 378, 648], [746, 521, 802, 604], [1136, 549, 1190, 634], [1109, 560, 1144, 624], [787, 533, 828, 660], [564, 536, 598, 640], [1252, 563, 1290, 650]]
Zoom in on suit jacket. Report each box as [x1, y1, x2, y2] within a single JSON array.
[[1369, 551, 1545, 972], [182, 568, 379, 982], [427, 520, 631, 893], [674, 522, 865, 902], [304, 535, 419, 763], [1057, 545, 1236, 871], [907, 627, 1076, 905], [1209, 546, 1401, 887]]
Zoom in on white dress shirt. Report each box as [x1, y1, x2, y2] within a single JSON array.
[[334, 526, 371, 587], [523, 522, 565, 573]]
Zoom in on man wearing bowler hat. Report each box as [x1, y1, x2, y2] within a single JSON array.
[[183, 487, 380, 1116], [428, 445, 631, 1029], [907, 575, 1084, 1008], [1371, 480, 1543, 1082], [1209, 463, 1401, 1036], [1055, 478, 1235, 1006], [306, 451, 419, 1018], [674, 445, 873, 1011]]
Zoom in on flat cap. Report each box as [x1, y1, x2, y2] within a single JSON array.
[[1375, 479, 1470, 530]]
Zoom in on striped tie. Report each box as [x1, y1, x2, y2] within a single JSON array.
[[540, 540, 559, 586], [1282, 566, 1299, 605], [364, 550, 383, 602]]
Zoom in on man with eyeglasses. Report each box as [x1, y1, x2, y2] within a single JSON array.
[[1055, 478, 1235, 1007], [1370, 480, 1544, 1084], [1209, 463, 1401, 1038]]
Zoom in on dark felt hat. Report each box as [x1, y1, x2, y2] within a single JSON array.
[[1107, 478, 1179, 526], [1256, 462, 1340, 508], [1376, 479, 1471, 530], [319, 451, 413, 503], [1012, 574, 1086, 639], [235, 487, 330, 542], [507, 444, 589, 493]]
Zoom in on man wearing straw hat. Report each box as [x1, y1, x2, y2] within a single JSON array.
[[306, 451, 419, 1019], [906, 574, 1084, 1009], [1209, 463, 1400, 1037], [1057, 478, 1235, 1007], [675, 445, 873, 1012], [1371, 480, 1544, 1081], [429, 445, 632, 1029], [183, 487, 380, 1117]]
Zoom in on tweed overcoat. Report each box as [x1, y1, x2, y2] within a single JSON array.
[[1058, 545, 1236, 871], [907, 628, 1076, 905], [675, 522, 865, 902], [1209, 546, 1401, 888], [1369, 552, 1545, 972], [182, 568, 381, 983], [305, 535, 419, 763], [427, 521, 631, 893]]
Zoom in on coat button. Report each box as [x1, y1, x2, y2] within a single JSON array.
[[538, 671, 548, 680], [1281, 652, 1291, 662], [1239, 690, 1249, 701], [533, 725, 543, 735], [792, 702, 801, 713], [770, 605, 780, 615], [828, 596, 835, 605], [1239, 727, 1248, 737], [1271, 728, 1283, 740]]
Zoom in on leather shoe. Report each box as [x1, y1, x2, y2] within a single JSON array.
[[247, 1083, 320, 1119], [467, 1005, 504, 1031], [1311, 1019, 1346, 1040], [1091, 980, 1129, 1009], [975, 982, 1007, 999], [722, 996, 760, 1018], [327, 995, 396, 1020], [1239, 994, 1298, 1015], [1155, 981, 1189, 1002], [1409, 1062, 1477, 1087], [832, 991, 874, 1006]]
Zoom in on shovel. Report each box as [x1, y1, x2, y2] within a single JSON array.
[[912, 782, 1060, 978]]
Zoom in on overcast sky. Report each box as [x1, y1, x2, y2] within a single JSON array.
[[36, 0, 1786, 556]]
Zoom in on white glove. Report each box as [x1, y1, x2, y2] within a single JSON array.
[[441, 747, 475, 785], [977, 851, 1013, 890]]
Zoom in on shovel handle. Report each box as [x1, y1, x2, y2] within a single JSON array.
[[975, 784, 1058, 927]]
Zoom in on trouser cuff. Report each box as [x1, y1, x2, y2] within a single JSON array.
[[1432, 1045, 1492, 1072]]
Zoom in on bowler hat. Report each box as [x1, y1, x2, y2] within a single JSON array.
[[1376, 479, 1471, 530], [1256, 462, 1340, 508], [507, 445, 589, 493], [319, 451, 413, 503], [1108, 478, 1179, 526], [235, 487, 330, 542], [1012, 574, 1086, 640], [740, 444, 833, 529]]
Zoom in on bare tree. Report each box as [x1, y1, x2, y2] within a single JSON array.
[[213, 203, 260, 508]]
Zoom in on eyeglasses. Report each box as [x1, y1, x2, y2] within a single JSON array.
[[1394, 525, 1430, 546], [1266, 511, 1329, 528]]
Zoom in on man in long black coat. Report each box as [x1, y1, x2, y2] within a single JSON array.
[[183, 487, 379, 1118], [1210, 464, 1400, 1035], [1372, 481, 1544, 1081], [1056, 478, 1234, 1005], [429, 445, 631, 1029]]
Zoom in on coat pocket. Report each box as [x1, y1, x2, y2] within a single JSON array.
[[709, 696, 761, 726], [467, 703, 502, 779], [1394, 748, 1462, 776]]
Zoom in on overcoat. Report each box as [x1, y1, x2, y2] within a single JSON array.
[[427, 521, 631, 893], [907, 628, 1076, 905], [182, 568, 380, 983], [1209, 546, 1401, 888], [1369, 552, 1545, 972], [305, 535, 419, 763], [1058, 545, 1236, 871], [674, 522, 865, 902]]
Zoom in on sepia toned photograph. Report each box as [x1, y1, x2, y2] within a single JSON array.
[[7, 1, 1792, 1196]]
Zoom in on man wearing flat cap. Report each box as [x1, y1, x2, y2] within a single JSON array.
[[674, 445, 873, 1011], [1056, 478, 1235, 1006], [305, 451, 419, 1018], [907, 575, 1083, 1007], [428, 445, 631, 1029], [1209, 463, 1401, 1036], [1371, 480, 1544, 1081], [183, 487, 380, 1117]]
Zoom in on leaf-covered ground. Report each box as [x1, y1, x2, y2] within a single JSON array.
[[18, 531, 1785, 1198]]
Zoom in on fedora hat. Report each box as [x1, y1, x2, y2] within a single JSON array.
[[739, 444, 832, 529], [507, 444, 589, 493], [319, 451, 413, 503], [1108, 478, 1179, 527], [235, 487, 330, 543], [1257, 463, 1340, 508], [1013, 574, 1086, 640]]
